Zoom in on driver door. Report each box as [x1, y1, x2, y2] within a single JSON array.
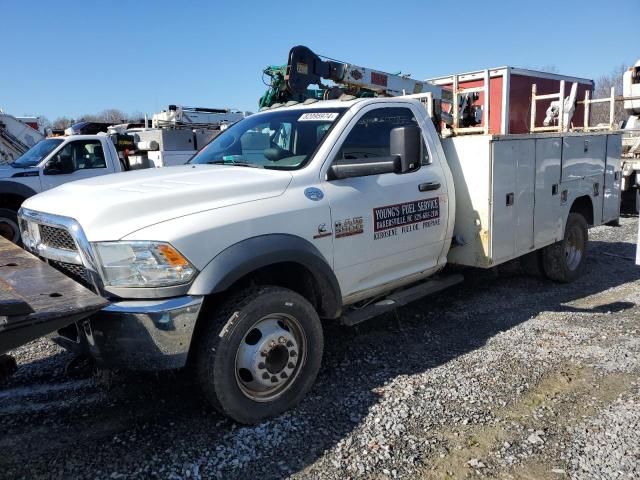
[[323, 105, 448, 301], [41, 139, 108, 190]]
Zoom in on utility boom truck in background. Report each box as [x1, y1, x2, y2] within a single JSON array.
[[18, 46, 622, 424], [0, 112, 46, 165]]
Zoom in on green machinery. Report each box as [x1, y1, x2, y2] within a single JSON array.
[[258, 46, 443, 110]]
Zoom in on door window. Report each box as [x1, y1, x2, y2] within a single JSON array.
[[336, 107, 429, 166], [47, 140, 107, 173]]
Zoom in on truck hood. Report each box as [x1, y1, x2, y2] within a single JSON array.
[[0, 165, 38, 179], [21, 165, 293, 241]]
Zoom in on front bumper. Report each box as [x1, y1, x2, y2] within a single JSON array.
[[52, 295, 204, 370]]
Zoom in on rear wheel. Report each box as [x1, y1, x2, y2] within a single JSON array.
[[0, 208, 20, 244], [542, 213, 588, 283], [196, 286, 323, 424]]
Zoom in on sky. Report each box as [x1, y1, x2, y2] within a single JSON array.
[[1, 0, 638, 122]]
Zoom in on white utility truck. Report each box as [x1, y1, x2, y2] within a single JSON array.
[[18, 47, 622, 424], [1, 134, 127, 243]]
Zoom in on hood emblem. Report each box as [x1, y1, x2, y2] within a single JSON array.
[[304, 187, 324, 201]]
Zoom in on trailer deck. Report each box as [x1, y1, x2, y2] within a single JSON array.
[[0, 238, 107, 359]]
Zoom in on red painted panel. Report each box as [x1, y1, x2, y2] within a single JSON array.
[[509, 74, 592, 134], [436, 70, 593, 134]]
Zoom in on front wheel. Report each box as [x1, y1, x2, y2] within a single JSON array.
[[542, 213, 588, 283], [196, 286, 323, 424], [0, 208, 21, 244]]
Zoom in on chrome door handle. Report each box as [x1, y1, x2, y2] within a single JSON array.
[[418, 182, 440, 192]]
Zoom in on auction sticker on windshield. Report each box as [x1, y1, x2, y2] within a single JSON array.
[[298, 112, 340, 121]]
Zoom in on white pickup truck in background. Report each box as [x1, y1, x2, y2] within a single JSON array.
[[18, 93, 622, 423], [0, 134, 127, 243], [1, 106, 249, 243], [0, 134, 130, 243]]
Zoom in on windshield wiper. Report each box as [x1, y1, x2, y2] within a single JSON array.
[[206, 160, 262, 168]]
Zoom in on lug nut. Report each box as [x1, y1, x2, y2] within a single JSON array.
[[286, 341, 294, 347], [279, 336, 286, 344], [269, 341, 276, 348], [258, 362, 265, 369], [280, 372, 288, 379], [262, 372, 269, 379], [287, 362, 295, 369], [260, 350, 267, 357], [290, 350, 297, 357]]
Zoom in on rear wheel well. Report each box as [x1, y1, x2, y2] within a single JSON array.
[[0, 193, 25, 212], [570, 195, 593, 226]]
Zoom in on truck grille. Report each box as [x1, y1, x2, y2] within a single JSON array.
[[49, 260, 93, 290], [39, 224, 77, 251]]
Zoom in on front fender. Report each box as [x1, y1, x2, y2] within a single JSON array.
[[0, 180, 38, 199], [188, 234, 342, 318]]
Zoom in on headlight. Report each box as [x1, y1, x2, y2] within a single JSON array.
[[93, 241, 196, 288]]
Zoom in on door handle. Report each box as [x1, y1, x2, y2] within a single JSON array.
[[418, 182, 440, 192]]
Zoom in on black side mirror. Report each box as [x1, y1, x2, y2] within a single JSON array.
[[390, 125, 421, 173], [328, 157, 399, 180]]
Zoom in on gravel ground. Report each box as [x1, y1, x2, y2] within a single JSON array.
[[0, 215, 638, 480]]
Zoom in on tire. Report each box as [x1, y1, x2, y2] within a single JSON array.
[[519, 250, 544, 277], [196, 286, 324, 424], [0, 208, 21, 244], [621, 189, 640, 214], [542, 213, 588, 283]]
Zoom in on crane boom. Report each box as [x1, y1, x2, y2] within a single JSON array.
[[260, 45, 443, 109]]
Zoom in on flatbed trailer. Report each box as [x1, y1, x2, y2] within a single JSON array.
[[0, 237, 107, 380]]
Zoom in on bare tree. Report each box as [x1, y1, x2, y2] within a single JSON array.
[[127, 111, 147, 123], [50, 116, 74, 130], [590, 64, 627, 126], [99, 109, 127, 124], [51, 109, 145, 129]]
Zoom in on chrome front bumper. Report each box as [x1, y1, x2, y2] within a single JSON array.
[[53, 295, 204, 371]]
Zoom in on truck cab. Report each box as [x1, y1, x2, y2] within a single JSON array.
[[0, 135, 123, 242]]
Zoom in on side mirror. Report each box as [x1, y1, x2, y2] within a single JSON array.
[[328, 157, 399, 180], [390, 125, 421, 173]]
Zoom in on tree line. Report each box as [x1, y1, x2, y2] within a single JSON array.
[[45, 109, 146, 130]]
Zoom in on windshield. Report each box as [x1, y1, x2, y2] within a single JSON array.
[[190, 107, 346, 169], [11, 138, 64, 167]]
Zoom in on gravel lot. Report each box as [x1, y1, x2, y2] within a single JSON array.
[[1, 215, 638, 480]]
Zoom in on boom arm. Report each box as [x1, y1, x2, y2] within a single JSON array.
[[286, 46, 442, 99], [260, 45, 443, 109]]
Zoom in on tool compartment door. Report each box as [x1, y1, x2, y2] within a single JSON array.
[[603, 134, 622, 223], [562, 135, 606, 226], [533, 137, 563, 248], [490, 138, 535, 264]]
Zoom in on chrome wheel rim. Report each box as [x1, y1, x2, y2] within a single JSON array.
[[565, 226, 583, 271], [235, 314, 306, 402]]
